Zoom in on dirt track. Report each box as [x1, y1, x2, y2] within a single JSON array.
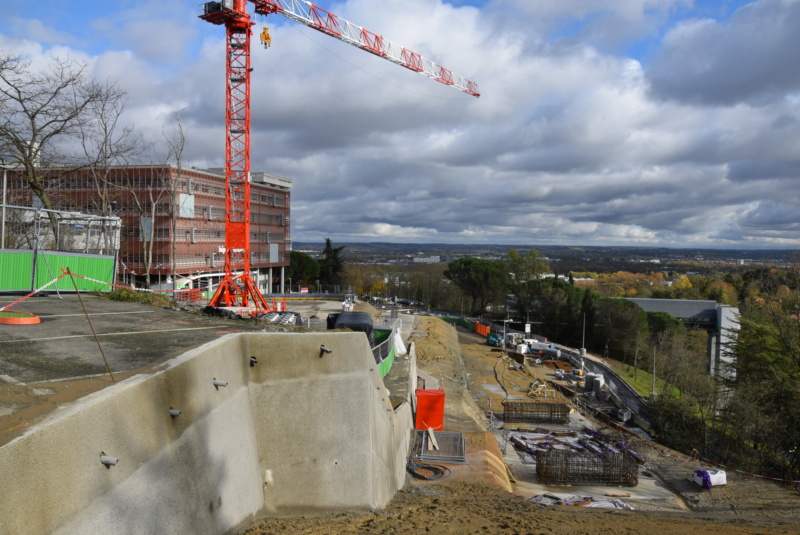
[[242, 315, 800, 535]]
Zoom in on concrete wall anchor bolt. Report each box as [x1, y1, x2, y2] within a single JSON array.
[[100, 453, 119, 468]]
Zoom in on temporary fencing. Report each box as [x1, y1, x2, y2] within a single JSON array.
[[0, 206, 120, 293]]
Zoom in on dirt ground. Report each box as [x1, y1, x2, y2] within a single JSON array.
[[242, 315, 800, 535]]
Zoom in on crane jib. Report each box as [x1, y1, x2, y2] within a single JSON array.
[[241, 0, 479, 97]]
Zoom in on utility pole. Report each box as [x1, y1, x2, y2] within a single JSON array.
[[582, 312, 586, 349], [501, 318, 513, 358], [651, 346, 657, 399], [581, 312, 586, 371]]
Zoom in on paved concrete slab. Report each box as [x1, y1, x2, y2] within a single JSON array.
[[0, 295, 354, 447], [0, 294, 344, 383]]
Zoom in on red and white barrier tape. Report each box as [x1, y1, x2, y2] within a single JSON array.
[[66, 272, 186, 294], [690, 449, 800, 484], [0, 271, 189, 314], [0, 273, 69, 312]]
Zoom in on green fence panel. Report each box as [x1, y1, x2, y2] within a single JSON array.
[[378, 346, 395, 377], [0, 251, 34, 291], [442, 317, 475, 330], [0, 250, 115, 292], [36, 252, 115, 291]]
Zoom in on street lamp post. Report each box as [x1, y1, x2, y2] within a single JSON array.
[[501, 318, 513, 357], [581, 312, 586, 371], [651, 346, 657, 399], [287, 277, 291, 294], [582, 313, 586, 349], [1, 157, 8, 250]]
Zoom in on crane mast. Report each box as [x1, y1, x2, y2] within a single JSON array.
[[200, 0, 269, 310], [199, 0, 478, 312]]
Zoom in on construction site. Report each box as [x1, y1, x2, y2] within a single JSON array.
[[1, 293, 800, 534], [1, 0, 800, 533]]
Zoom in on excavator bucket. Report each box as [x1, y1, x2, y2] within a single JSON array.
[[260, 27, 272, 48]]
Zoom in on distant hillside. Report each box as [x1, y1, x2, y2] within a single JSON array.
[[293, 242, 796, 273]]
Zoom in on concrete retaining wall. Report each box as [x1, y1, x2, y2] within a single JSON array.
[[0, 332, 412, 534]]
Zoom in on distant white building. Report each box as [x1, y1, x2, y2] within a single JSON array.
[[413, 255, 440, 263]]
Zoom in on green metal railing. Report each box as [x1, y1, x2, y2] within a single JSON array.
[[372, 319, 401, 377]]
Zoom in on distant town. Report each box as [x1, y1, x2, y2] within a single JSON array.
[[294, 242, 797, 274]]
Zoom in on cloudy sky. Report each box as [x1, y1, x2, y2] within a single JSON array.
[[2, 0, 800, 248]]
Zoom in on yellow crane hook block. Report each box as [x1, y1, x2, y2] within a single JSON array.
[[260, 27, 272, 49]]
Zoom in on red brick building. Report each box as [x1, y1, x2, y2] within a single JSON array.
[[5, 165, 292, 292]]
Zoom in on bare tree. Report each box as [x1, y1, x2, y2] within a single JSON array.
[[79, 81, 149, 215], [629, 330, 648, 381], [114, 166, 170, 288], [79, 81, 150, 254], [0, 53, 110, 214], [163, 111, 188, 291], [108, 111, 186, 289]]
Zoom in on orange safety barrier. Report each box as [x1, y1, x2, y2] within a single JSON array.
[[475, 322, 491, 337], [415, 389, 445, 431], [176, 288, 202, 302], [0, 310, 41, 325]]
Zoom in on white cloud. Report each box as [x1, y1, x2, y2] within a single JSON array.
[[647, 0, 800, 104], [2, 0, 800, 248], [5, 17, 81, 48]]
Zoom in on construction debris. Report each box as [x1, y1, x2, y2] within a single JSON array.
[[529, 493, 634, 510], [411, 430, 466, 464], [691, 469, 727, 490], [526, 381, 556, 399]]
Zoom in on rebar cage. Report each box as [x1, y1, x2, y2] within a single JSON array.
[[535, 450, 639, 486], [502, 401, 570, 424]]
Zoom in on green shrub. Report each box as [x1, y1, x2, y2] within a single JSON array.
[[98, 289, 172, 307]]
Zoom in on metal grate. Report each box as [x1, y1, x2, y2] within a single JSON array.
[[411, 430, 466, 464]]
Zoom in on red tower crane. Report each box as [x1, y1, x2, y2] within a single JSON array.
[[199, 0, 479, 313]]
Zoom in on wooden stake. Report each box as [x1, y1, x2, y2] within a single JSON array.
[[64, 268, 115, 382]]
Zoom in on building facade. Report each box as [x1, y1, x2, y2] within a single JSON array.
[[4, 165, 292, 291]]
